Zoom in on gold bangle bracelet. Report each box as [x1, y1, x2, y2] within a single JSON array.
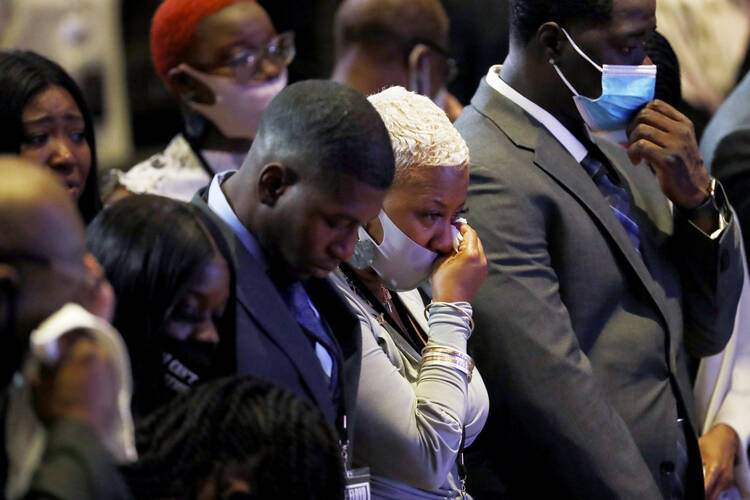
[[424, 302, 475, 332], [420, 353, 475, 373], [421, 345, 474, 365], [420, 357, 473, 381]]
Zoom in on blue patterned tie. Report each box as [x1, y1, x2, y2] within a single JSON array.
[[580, 154, 641, 253], [279, 282, 338, 389]]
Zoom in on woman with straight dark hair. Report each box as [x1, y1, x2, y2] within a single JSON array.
[[87, 194, 235, 418], [0, 50, 102, 223]]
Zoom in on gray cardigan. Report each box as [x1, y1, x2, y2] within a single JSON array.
[[330, 269, 489, 499]]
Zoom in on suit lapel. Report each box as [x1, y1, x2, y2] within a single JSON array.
[[191, 192, 335, 421], [471, 80, 675, 334], [305, 278, 362, 429]]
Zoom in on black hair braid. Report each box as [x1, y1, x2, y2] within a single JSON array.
[[123, 376, 345, 499]]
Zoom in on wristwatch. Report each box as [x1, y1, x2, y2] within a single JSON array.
[[682, 177, 728, 223]]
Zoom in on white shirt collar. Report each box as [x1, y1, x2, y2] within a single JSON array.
[[207, 171, 269, 272], [485, 65, 588, 163]]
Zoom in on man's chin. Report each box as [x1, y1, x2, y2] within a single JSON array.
[[308, 263, 338, 279]]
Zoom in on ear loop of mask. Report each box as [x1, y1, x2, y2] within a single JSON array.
[[550, 27, 603, 97], [408, 44, 432, 97]]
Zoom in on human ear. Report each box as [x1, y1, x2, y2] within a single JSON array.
[[167, 66, 215, 105], [536, 22, 566, 64], [408, 44, 434, 97], [258, 163, 296, 206], [0, 264, 20, 298]]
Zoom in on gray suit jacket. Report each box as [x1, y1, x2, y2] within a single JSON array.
[[191, 189, 362, 431], [455, 78, 743, 499]]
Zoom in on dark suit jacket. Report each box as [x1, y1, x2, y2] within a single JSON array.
[[700, 69, 750, 263], [191, 188, 362, 432], [455, 78, 743, 499]]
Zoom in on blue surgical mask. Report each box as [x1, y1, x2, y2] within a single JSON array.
[[551, 28, 656, 131]]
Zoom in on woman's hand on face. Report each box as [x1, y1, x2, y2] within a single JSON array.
[[430, 223, 487, 303]]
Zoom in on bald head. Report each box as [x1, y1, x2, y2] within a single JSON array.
[[0, 157, 91, 366], [0, 156, 85, 259], [334, 0, 449, 59]]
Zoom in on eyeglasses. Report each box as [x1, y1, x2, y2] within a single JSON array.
[[224, 31, 296, 84], [410, 38, 458, 84]]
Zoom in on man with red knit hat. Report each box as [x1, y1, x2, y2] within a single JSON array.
[[110, 0, 294, 202]]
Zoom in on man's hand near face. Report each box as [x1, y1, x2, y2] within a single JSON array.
[[33, 330, 118, 439], [700, 423, 740, 500], [626, 99, 718, 233]]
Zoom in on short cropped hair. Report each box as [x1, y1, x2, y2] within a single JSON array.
[[151, 0, 255, 85], [253, 79, 395, 191], [367, 86, 468, 184], [510, 0, 612, 44]]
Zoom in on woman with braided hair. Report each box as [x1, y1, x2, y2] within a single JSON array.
[[122, 376, 345, 499]]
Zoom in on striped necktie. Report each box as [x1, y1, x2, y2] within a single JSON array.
[[580, 154, 641, 253]]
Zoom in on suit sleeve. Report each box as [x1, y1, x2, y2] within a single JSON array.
[[25, 419, 132, 500], [672, 187, 742, 357], [467, 163, 662, 499], [672, 127, 745, 357]]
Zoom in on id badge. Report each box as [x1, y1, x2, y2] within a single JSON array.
[[345, 467, 370, 500]]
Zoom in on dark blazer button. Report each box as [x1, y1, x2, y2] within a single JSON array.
[[720, 249, 730, 272], [660, 461, 675, 475]]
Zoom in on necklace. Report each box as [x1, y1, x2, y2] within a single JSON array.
[[340, 265, 428, 349]]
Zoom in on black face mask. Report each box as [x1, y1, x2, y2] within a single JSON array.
[[160, 337, 218, 397]]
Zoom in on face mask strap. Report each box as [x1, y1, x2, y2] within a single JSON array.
[[559, 27, 603, 72], [551, 62, 581, 97]]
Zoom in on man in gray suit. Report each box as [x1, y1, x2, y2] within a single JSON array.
[[191, 80, 394, 445], [454, 0, 743, 498]]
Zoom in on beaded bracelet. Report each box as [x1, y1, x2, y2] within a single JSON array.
[[423, 301, 475, 332]]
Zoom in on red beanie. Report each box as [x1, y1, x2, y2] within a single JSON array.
[[151, 0, 257, 87]]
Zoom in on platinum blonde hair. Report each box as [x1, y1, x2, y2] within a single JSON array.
[[367, 86, 469, 183]]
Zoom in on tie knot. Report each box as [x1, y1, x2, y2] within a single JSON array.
[[580, 154, 605, 177]]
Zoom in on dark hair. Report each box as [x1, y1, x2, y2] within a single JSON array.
[[123, 376, 345, 499], [86, 194, 235, 417], [0, 50, 102, 224], [647, 31, 682, 109], [510, 0, 612, 44], [254, 79, 395, 192]]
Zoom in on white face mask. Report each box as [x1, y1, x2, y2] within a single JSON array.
[[351, 210, 460, 291], [176, 64, 287, 140]]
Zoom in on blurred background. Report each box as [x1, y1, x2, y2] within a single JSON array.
[[2, 0, 749, 172]]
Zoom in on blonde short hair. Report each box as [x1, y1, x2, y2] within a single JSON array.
[[367, 86, 469, 183]]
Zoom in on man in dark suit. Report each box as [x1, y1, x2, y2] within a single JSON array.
[[454, 0, 743, 498], [192, 80, 395, 437]]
